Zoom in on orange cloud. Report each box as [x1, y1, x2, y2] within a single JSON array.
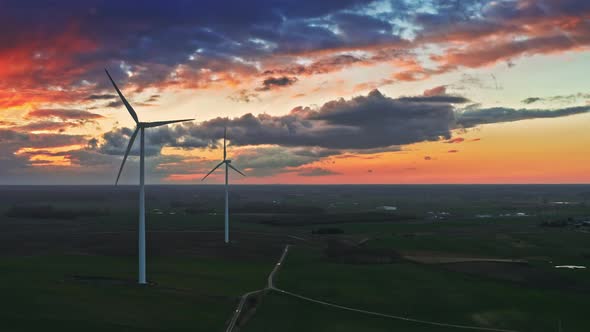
[[26, 109, 104, 121], [0, 23, 98, 110], [445, 138, 465, 144]]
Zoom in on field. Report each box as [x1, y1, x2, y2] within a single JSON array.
[[0, 185, 589, 331]]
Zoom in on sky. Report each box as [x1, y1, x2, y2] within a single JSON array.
[[1, 0, 590, 185]]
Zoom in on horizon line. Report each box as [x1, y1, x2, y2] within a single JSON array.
[[1, 183, 590, 186]]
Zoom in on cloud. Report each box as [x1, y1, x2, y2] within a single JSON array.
[[0, 120, 16, 126], [105, 101, 123, 108], [456, 105, 590, 128], [521, 93, 590, 105], [522, 97, 542, 104], [98, 90, 590, 159], [111, 88, 450, 152], [256, 76, 298, 91], [5, 85, 590, 182], [448, 150, 459, 153], [231, 146, 340, 176], [445, 137, 465, 144], [2, 0, 590, 183], [86, 94, 116, 101], [296, 167, 340, 177], [99, 127, 161, 156], [398, 95, 470, 104], [16, 109, 106, 133], [15, 121, 83, 132], [143, 94, 161, 104], [354, 78, 396, 92], [450, 74, 500, 91], [1, 0, 589, 114], [0, 129, 89, 178], [228, 89, 260, 103], [423, 85, 447, 96], [27, 109, 104, 121]]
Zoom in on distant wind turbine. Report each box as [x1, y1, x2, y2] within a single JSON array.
[[202, 127, 245, 244], [105, 69, 193, 285]]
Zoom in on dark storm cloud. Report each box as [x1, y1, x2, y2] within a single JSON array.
[[256, 76, 298, 91]]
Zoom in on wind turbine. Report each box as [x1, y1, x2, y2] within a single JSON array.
[[202, 127, 245, 244], [105, 69, 193, 285]]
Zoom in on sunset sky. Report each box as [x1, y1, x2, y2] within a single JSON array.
[[1, 0, 590, 184]]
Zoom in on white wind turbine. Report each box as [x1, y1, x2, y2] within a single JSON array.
[[201, 128, 245, 244], [105, 69, 193, 285]]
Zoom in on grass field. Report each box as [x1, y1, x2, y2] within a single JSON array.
[[254, 246, 588, 332], [0, 255, 273, 331], [0, 185, 588, 331]]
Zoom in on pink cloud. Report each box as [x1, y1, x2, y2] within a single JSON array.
[[423, 85, 447, 96]]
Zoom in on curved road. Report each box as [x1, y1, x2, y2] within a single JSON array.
[[225, 245, 290, 332], [227, 244, 520, 332]]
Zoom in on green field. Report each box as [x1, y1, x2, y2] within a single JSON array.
[[0, 255, 276, 332], [248, 246, 588, 332], [0, 185, 588, 331]]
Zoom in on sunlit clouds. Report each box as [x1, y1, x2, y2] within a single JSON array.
[[1, 0, 589, 184]]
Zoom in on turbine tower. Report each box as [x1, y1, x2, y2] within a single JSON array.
[[105, 69, 193, 285], [202, 127, 245, 244]]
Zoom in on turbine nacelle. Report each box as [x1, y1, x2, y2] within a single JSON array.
[[105, 68, 194, 185], [201, 127, 245, 181]]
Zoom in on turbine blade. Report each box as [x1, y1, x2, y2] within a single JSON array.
[[201, 161, 224, 181], [105, 69, 139, 124], [228, 164, 246, 177], [142, 119, 194, 128], [115, 127, 139, 185]]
